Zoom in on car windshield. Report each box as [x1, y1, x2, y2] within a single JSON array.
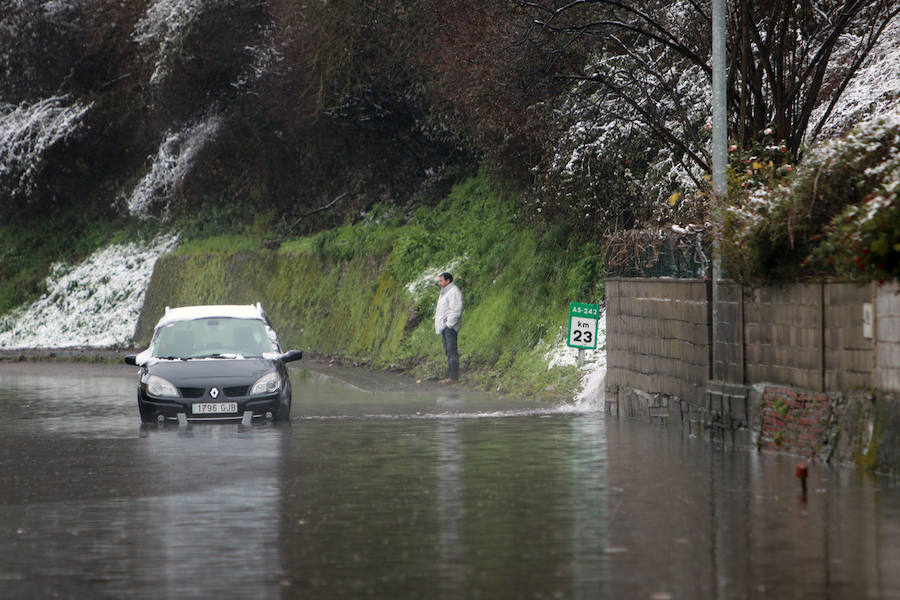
[[151, 317, 277, 359]]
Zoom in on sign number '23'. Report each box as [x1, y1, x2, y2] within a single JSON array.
[[567, 302, 599, 350]]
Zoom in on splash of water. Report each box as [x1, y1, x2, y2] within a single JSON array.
[[0, 235, 178, 348]]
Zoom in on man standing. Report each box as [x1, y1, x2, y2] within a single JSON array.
[[434, 272, 462, 383]]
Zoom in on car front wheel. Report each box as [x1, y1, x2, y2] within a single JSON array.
[[274, 397, 291, 422], [138, 395, 156, 424]]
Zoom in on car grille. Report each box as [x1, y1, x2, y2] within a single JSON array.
[[177, 386, 250, 398]]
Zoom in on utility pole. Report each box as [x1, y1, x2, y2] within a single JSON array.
[[711, 0, 727, 381]]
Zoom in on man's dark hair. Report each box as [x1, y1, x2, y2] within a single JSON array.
[[441, 272, 453, 283]]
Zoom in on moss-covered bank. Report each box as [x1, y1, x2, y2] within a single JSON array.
[[136, 251, 410, 364], [135, 173, 605, 398]]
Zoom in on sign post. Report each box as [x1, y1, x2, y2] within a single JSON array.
[[567, 302, 600, 367]]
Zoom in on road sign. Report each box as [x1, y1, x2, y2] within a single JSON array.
[[567, 302, 600, 350]]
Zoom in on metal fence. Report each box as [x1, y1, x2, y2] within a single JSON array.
[[604, 228, 711, 279]]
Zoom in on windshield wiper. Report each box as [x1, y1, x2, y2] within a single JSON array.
[[192, 353, 243, 359]]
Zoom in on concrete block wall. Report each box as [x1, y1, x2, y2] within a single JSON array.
[[605, 278, 900, 472], [877, 282, 900, 392], [605, 278, 710, 407], [712, 282, 743, 383], [609, 279, 880, 398], [826, 283, 875, 391], [743, 284, 825, 391]]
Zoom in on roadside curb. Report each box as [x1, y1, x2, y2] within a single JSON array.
[[0, 347, 138, 363]]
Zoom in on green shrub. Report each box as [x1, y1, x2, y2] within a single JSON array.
[[175, 235, 264, 255], [278, 170, 605, 395], [812, 187, 899, 282]]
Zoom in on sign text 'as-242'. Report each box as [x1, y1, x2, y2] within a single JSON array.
[[567, 302, 600, 350]]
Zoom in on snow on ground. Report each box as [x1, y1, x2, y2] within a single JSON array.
[[0, 235, 178, 348], [811, 15, 900, 138], [544, 310, 607, 409]]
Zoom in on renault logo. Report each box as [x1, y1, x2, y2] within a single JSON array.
[[209, 387, 220, 399]]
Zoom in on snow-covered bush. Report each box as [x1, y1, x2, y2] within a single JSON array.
[[123, 112, 224, 219], [809, 110, 900, 282], [722, 107, 900, 283], [133, 0, 204, 85], [0, 96, 92, 211], [538, 47, 710, 233], [0, 234, 178, 348]]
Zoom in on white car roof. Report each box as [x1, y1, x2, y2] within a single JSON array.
[[155, 304, 267, 328]]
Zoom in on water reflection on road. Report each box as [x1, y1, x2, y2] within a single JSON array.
[[0, 361, 899, 598]]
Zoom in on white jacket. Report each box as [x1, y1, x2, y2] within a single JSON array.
[[434, 282, 463, 333]]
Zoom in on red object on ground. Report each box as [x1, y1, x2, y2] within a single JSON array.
[[796, 462, 809, 500]]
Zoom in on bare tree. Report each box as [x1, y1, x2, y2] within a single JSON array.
[[519, 0, 900, 170], [733, 0, 900, 150]]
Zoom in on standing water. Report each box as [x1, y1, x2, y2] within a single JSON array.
[[1, 361, 899, 599]]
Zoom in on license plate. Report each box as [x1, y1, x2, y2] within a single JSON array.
[[192, 402, 238, 414]]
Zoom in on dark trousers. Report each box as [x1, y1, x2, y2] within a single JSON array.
[[441, 327, 459, 380]]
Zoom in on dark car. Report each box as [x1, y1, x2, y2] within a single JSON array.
[[124, 304, 302, 424]]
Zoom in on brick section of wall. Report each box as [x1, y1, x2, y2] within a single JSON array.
[[877, 282, 900, 392], [758, 387, 831, 458]]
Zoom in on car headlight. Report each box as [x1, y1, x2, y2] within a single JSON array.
[[250, 371, 282, 395], [143, 374, 181, 398]]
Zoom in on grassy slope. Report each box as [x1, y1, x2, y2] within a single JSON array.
[[137, 173, 605, 398]]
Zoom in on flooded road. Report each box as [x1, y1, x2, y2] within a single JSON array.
[[1, 361, 900, 599]]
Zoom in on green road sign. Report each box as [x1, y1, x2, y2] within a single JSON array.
[[567, 302, 600, 349]]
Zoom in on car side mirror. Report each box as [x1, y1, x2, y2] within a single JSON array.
[[280, 350, 303, 363], [124, 355, 137, 366]]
